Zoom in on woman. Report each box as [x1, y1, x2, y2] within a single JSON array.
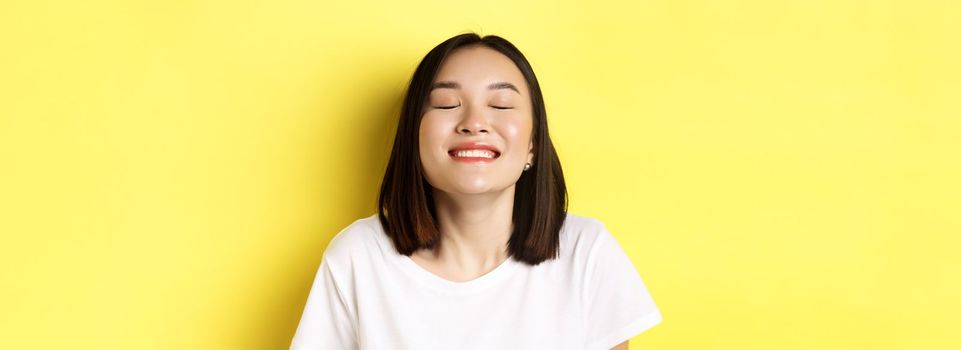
[[291, 32, 662, 350]]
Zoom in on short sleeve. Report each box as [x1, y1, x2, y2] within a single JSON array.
[[290, 257, 357, 350], [583, 223, 663, 350]]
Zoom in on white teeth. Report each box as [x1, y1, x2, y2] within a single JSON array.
[[452, 149, 496, 158]]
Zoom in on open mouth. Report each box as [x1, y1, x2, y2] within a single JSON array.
[[448, 149, 501, 160]]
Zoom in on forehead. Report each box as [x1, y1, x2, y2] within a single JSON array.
[[433, 46, 528, 93]]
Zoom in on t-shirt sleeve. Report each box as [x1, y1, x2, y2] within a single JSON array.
[[583, 223, 663, 350], [289, 257, 357, 350]]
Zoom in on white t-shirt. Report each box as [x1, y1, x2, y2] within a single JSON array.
[[290, 212, 662, 350]]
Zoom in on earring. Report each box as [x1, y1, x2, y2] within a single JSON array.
[[523, 162, 532, 171]]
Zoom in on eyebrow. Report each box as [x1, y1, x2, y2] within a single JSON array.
[[430, 81, 521, 94]]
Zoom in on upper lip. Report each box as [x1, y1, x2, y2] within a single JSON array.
[[448, 142, 501, 156]]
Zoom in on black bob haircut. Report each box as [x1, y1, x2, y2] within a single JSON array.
[[377, 32, 568, 266]]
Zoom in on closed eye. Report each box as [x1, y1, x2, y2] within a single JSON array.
[[435, 105, 460, 109], [491, 106, 514, 110]]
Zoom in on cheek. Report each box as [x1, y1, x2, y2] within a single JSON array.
[[418, 116, 446, 155], [500, 117, 533, 150]]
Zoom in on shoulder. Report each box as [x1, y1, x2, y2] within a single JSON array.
[[321, 213, 383, 265], [560, 212, 609, 237], [559, 212, 618, 260], [320, 212, 617, 264]]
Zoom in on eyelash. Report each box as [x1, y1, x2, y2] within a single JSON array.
[[435, 105, 513, 110]]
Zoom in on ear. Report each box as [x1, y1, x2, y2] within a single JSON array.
[[527, 140, 534, 164]]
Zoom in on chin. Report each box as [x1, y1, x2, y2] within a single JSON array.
[[454, 182, 517, 196], [449, 185, 495, 195], [434, 181, 499, 196]]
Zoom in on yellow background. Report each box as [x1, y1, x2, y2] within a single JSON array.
[[2, 0, 959, 349]]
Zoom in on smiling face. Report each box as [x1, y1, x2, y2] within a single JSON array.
[[418, 45, 535, 196]]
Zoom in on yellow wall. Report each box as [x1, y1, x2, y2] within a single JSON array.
[[2, 0, 958, 349]]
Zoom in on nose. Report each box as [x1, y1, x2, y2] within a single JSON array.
[[456, 103, 489, 134]]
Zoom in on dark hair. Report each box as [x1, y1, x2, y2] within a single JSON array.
[[377, 32, 567, 266]]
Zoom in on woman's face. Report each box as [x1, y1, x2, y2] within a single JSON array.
[[419, 45, 535, 196]]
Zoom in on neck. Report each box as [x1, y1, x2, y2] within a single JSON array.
[[429, 185, 515, 272]]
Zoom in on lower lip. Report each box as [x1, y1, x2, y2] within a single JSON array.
[[449, 153, 499, 163]]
